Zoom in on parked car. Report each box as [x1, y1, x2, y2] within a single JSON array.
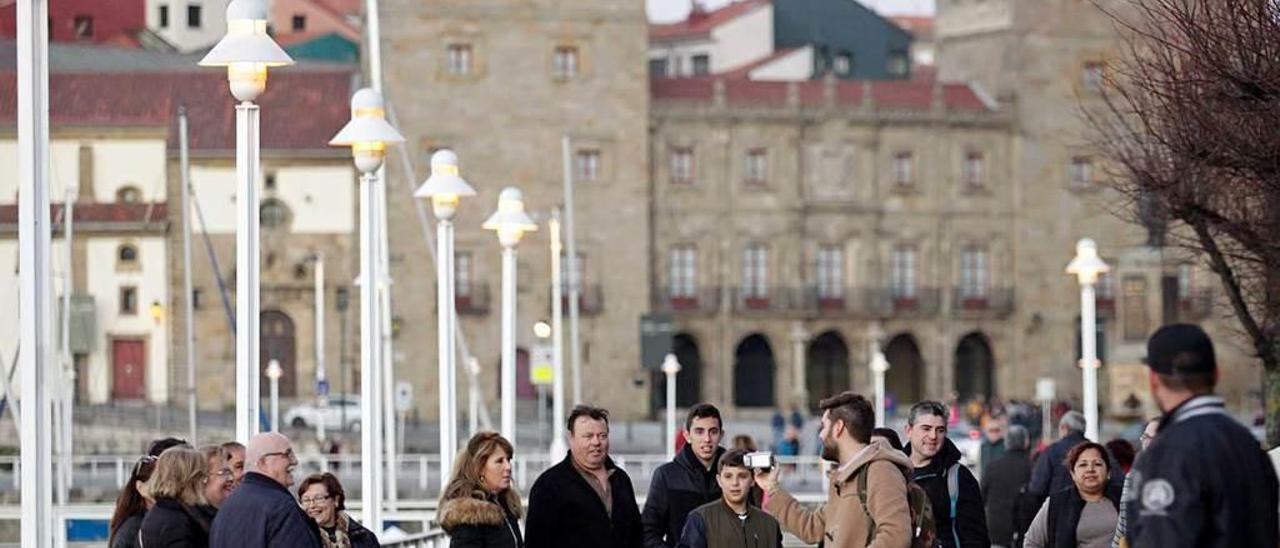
[[284, 396, 362, 431]]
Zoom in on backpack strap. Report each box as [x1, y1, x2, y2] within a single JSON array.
[[856, 465, 875, 546], [947, 463, 961, 548]]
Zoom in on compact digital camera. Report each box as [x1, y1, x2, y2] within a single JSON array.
[[743, 451, 773, 470]]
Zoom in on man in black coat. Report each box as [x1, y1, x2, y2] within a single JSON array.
[[642, 403, 726, 548], [1026, 411, 1124, 509], [981, 425, 1032, 547], [1125, 324, 1279, 547], [525, 405, 642, 548], [905, 401, 990, 548], [210, 432, 323, 548]]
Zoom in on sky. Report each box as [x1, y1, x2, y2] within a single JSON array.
[[646, 0, 936, 23]]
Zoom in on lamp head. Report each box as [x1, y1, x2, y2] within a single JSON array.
[[328, 88, 405, 174], [482, 187, 538, 247], [870, 350, 890, 373], [661, 353, 682, 375], [414, 149, 476, 220], [1066, 238, 1110, 285], [266, 359, 283, 380], [198, 0, 294, 102], [533, 321, 552, 339]]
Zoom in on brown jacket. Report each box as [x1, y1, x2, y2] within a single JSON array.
[[765, 439, 913, 548]]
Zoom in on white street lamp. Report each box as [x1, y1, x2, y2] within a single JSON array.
[[312, 252, 327, 443], [266, 359, 282, 432], [1066, 238, 1109, 442], [199, 0, 294, 444], [662, 353, 682, 459], [870, 343, 889, 428], [329, 86, 404, 534], [548, 211, 567, 463], [414, 149, 476, 482], [790, 322, 809, 408], [484, 187, 537, 444]]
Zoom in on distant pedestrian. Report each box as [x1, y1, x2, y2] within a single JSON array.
[[789, 405, 805, 431], [109, 454, 158, 548], [981, 416, 1008, 475], [300, 472, 379, 548], [437, 432, 523, 548], [730, 434, 757, 453], [757, 392, 914, 547], [643, 404, 726, 547], [677, 448, 782, 548], [871, 427, 904, 452], [525, 405, 642, 548], [1124, 324, 1278, 547], [1022, 441, 1120, 548], [140, 447, 213, 547], [1109, 418, 1158, 548], [982, 425, 1032, 548], [221, 441, 246, 490], [905, 401, 990, 548], [210, 432, 323, 548], [1103, 440, 1134, 475]]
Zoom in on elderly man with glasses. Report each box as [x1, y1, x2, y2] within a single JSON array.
[[210, 432, 323, 548]]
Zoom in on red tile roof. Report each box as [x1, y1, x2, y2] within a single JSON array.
[[650, 76, 993, 112], [0, 69, 355, 153], [650, 0, 770, 41]]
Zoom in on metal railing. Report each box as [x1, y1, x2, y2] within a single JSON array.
[[651, 286, 722, 314], [383, 529, 450, 548], [950, 287, 1015, 318]]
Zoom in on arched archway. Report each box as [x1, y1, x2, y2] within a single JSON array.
[[806, 331, 850, 412], [651, 333, 704, 414], [884, 333, 924, 414], [734, 334, 775, 407], [260, 310, 297, 398], [954, 332, 995, 403]]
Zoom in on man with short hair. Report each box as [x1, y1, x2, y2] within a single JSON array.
[[210, 433, 323, 548], [756, 391, 913, 548], [904, 401, 989, 548], [526, 405, 642, 548], [677, 448, 782, 548], [643, 403, 727, 547], [1124, 324, 1278, 547], [221, 441, 246, 489], [1026, 410, 1088, 503]]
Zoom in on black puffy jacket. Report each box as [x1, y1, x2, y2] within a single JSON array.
[[140, 497, 211, 548], [642, 445, 724, 547], [906, 438, 990, 548]]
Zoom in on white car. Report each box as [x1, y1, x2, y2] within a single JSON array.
[[284, 396, 362, 431]]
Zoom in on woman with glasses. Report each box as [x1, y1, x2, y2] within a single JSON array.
[[199, 445, 234, 516], [140, 447, 213, 547], [438, 432, 523, 548], [109, 454, 158, 548], [298, 472, 380, 548]]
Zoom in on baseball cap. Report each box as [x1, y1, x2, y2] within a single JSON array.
[[1145, 323, 1216, 375]]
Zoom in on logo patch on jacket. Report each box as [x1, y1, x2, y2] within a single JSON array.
[[1140, 479, 1175, 515]]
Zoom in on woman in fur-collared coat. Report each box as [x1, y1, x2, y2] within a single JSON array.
[[438, 432, 525, 548]]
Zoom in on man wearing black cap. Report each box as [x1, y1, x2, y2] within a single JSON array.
[[1124, 324, 1278, 547]]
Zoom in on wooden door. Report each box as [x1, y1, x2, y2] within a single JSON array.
[[111, 339, 147, 400]]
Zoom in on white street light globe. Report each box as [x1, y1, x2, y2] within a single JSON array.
[[198, 0, 294, 102], [329, 88, 405, 174], [533, 321, 552, 339], [414, 149, 477, 220], [266, 359, 283, 380], [483, 187, 538, 247], [661, 353, 682, 375], [1066, 238, 1110, 285]]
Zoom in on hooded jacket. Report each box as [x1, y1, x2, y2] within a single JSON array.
[[642, 444, 725, 547], [905, 438, 990, 548], [439, 488, 524, 548], [765, 439, 913, 548]]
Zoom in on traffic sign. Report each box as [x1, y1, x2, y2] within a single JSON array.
[[530, 344, 554, 386], [316, 379, 330, 397], [395, 381, 413, 412], [640, 313, 675, 371]]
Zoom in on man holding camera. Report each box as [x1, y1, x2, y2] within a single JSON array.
[[677, 448, 783, 548], [643, 404, 727, 547], [754, 392, 913, 547]]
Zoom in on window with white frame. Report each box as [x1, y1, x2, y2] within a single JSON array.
[[963, 151, 986, 188], [816, 245, 844, 299], [671, 147, 694, 185], [742, 243, 769, 299], [455, 251, 472, 297], [960, 246, 988, 299], [891, 245, 917, 299], [669, 245, 697, 298], [745, 148, 767, 186], [1071, 156, 1094, 186], [447, 43, 473, 75], [576, 149, 601, 182], [553, 46, 579, 79], [893, 151, 914, 187]]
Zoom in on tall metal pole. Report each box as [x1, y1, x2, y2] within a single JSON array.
[[315, 253, 326, 442], [549, 212, 566, 462], [234, 101, 262, 444], [378, 194, 397, 508], [180, 107, 198, 445], [561, 136, 582, 404], [500, 245, 517, 443], [790, 322, 807, 408], [359, 172, 384, 533], [437, 218, 456, 481], [1081, 282, 1099, 441], [268, 360, 281, 432], [662, 354, 680, 460], [467, 357, 479, 439], [58, 184, 74, 506], [18, 0, 54, 541]]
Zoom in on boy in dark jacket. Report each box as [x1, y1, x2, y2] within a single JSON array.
[[905, 401, 990, 548], [677, 449, 782, 548], [643, 404, 725, 548]]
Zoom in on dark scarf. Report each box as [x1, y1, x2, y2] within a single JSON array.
[[1045, 483, 1122, 548]]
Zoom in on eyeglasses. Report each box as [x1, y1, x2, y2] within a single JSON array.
[[300, 494, 332, 506], [261, 449, 297, 462], [214, 468, 233, 480]]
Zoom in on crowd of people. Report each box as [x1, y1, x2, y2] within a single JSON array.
[[107, 323, 1279, 547]]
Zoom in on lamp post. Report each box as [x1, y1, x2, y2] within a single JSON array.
[[662, 353, 681, 459], [870, 342, 889, 428], [484, 187, 537, 444], [329, 86, 404, 534], [414, 149, 476, 481], [313, 252, 326, 443], [199, 0, 294, 443], [1066, 238, 1109, 442], [790, 322, 809, 409], [549, 211, 567, 463], [266, 359, 282, 431]]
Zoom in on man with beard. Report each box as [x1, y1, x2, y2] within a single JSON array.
[[643, 403, 727, 547], [905, 401, 990, 548], [210, 432, 322, 548], [755, 391, 913, 547]]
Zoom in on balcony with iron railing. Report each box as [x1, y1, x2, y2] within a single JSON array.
[[454, 284, 490, 315], [951, 287, 1015, 318], [652, 286, 723, 314]]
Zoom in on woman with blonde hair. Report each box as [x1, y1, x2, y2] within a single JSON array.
[[438, 432, 524, 547], [140, 447, 212, 547]]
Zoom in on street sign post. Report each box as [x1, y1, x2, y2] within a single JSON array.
[[531, 344, 554, 386], [640, 313, 674, 371]]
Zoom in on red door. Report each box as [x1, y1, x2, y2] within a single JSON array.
[[111, 339, 147, 400]]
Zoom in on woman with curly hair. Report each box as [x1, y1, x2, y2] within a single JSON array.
[[437, 432, 524, 548]]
